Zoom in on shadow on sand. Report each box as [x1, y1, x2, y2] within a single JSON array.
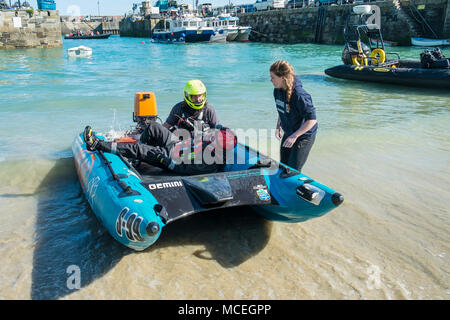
[[30, 158, 272, 299]]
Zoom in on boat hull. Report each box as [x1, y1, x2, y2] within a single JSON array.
[[73, 132, 343, 251], [325, 61, 450, 89], [210, 30, 227, 43], [226, 31, 238, 41], [72, 134, 164, 251], [235, 27, 251, 42], [151, 29, 214, 43]]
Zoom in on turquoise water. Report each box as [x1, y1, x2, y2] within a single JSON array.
[[0, 36, 449, 299], [1, 37, 448, 159]]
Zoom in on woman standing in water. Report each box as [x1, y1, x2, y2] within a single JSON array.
[[270, 60, 318, 172]]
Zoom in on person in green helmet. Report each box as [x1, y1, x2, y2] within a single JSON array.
[[163, 79, 219, 133]]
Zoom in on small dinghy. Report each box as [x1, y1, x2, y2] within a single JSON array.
[[67, 46, 92, 58], [73, 92, 344, 251], [411, 37, 450, 47]]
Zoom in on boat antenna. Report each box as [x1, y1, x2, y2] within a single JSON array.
[[97, 0, 100, 16]]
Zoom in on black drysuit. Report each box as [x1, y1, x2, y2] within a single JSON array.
[[98, 121, 226, 175]]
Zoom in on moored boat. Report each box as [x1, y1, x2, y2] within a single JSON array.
[[67, 45, 92, 58], [411, 37, 450, 47], [64, 33, 111, 40], [325, 5, 450, 89], [325, 61, 450, 89], [218, 14, 239, 41], [151, 15, 215, 43], [203, 17, 228, 43]]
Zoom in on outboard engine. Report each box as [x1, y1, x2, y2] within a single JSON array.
[[342, 40, 370, 65], [420, 48, 450, 69], [133, 91, 159, 133]]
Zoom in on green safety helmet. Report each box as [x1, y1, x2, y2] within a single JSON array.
[[184, 80, 207, 110]]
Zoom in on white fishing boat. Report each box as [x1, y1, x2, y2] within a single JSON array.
[[411, 37, 450, 47], [203, 17, 227, 43], [151, 15, 215, 43], [218, 14, 239, 41], [67, 46, 92, 58]]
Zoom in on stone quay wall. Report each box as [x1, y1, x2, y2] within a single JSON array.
[[0, 10, 62, 49], [238, 0, 450, 45], [60, 17, 121, 35], [119, 19, 161, 38]]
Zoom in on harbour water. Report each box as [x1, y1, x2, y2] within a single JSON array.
[[0, 36, 449, 299]]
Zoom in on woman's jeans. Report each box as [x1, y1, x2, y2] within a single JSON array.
[[280, 135, 316, 172]]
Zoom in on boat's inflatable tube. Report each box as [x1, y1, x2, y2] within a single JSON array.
[[73, 132, 344, 251], [325, 60, 450, 89], [73, 134, 164, 251]]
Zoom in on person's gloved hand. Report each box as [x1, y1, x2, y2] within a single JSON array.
[[156, 153, 172, 169], [147, 149, 173, 169]]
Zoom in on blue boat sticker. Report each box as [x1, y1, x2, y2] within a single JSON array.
[[115, 207, 144, 242], [256, 188, 271, 201], [86, 176, 100, 200]]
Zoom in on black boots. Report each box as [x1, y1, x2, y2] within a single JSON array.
[[83, 126, 103, 151]]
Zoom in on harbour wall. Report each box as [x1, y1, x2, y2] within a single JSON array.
[[0, 9, 62, 49], [119, 18, 161, 38], [444, 0, 450, 34], [238, 0, 450, 45], [117, 0, 449, 45], [60, 17, 121, 35]]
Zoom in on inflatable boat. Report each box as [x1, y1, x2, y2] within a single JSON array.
[[64, 34, 111, 40], [325, 60, 450, 89], [72, 93, 344, 251], [325, 5, 450, 89]]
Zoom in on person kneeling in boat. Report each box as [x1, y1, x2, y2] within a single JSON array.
[[83, 122, 237, 175], [163, 80, 219, 134]]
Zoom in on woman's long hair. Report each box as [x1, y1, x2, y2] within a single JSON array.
[[270, 60, 295, 111]]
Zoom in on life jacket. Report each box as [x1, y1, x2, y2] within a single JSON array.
[[175, 102, 206, 131]]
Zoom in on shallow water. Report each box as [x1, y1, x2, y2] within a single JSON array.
[[0, 37, 449, 299]]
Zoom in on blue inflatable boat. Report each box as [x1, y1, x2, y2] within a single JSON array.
[[73, 129, 343, 251]]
